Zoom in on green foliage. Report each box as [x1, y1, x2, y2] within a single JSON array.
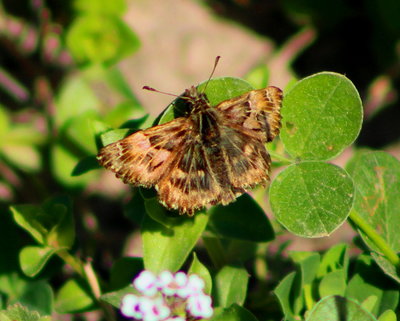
[[209, 193, 274, 242], [142, 209, 209, 273], [55, 279, 95, 313], [0, 106, 44, 172], [0, 304, 51, 321], [2, 2, 400, 320], [213, 265, 249, 307], [280, 72, 363, 160], [307, 296, 377, 321], [189, 254, 213, 295], [4, 69, 400, 321], [270, 162, 354, 237], [66, 0, 139, 65], [211, 304, 259, 321]]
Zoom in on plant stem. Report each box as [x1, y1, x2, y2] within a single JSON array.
[[57, 249, 85, 277], [349, 209, 400, 266], [268, 150, 293, 165], [304, 284, 314, 311], [57, 250, 116, 320], [84, 260, 102, 298]]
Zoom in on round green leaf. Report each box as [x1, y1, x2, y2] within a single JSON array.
[[307, 296, 376, 321], [281, 72, 362, 160], [269, 161, 354, 237], [198, 77, 254, 106]]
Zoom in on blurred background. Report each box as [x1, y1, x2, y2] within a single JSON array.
[[0, 0, 399, 291]]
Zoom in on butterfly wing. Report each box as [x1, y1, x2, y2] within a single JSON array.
[[214, 86, 282, 189], [97, 86, 283, 216], [97, 117, 191, 188], [156, 140, 233, 215], [216, 86, 282, 142], [218, 124, 272, 189]]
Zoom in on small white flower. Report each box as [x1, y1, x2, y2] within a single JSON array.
[[174, 271, 188, 287], [178, 274, 205, 298], [187, 293, 213, 318], [158, 271, 188, 296], [121, 270, 213, 320], [139, 296, 170, 321], [157, 271, 174, 292], [120, 294, 142, 319], [134, 271, 158, 296]]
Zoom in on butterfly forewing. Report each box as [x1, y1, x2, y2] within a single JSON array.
[[97, 118, 191, 187]]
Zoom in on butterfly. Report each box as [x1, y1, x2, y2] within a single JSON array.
[[97, 58, 282, 215]]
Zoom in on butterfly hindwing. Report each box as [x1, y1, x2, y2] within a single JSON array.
[[157, 141, 230, 215], [217, 125, 272, 189], [216, 86, 282, 142]]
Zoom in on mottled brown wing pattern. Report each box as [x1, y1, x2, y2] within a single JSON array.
[[97, 85, 283, 216], [213, 86, 282, 190], [217, 125, 272, 190], [97, 118, 191, 187], [216, 86, 282, 142], [155, 108, 246, 215], [156, 141, 238, 215]]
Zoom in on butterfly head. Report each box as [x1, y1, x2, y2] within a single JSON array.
[[181, 86, 210, 114]]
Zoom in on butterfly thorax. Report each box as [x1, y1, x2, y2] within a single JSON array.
[[177, 86, 222, 146], [182, 86, 211, 114]]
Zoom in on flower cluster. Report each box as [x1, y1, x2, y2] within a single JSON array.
[[120, 270, 213, 321]]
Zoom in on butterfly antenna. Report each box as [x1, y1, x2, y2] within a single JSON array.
[[201, 55, 221, 93], [142, 86, 180, 98], [143, 85, 190, 116]]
